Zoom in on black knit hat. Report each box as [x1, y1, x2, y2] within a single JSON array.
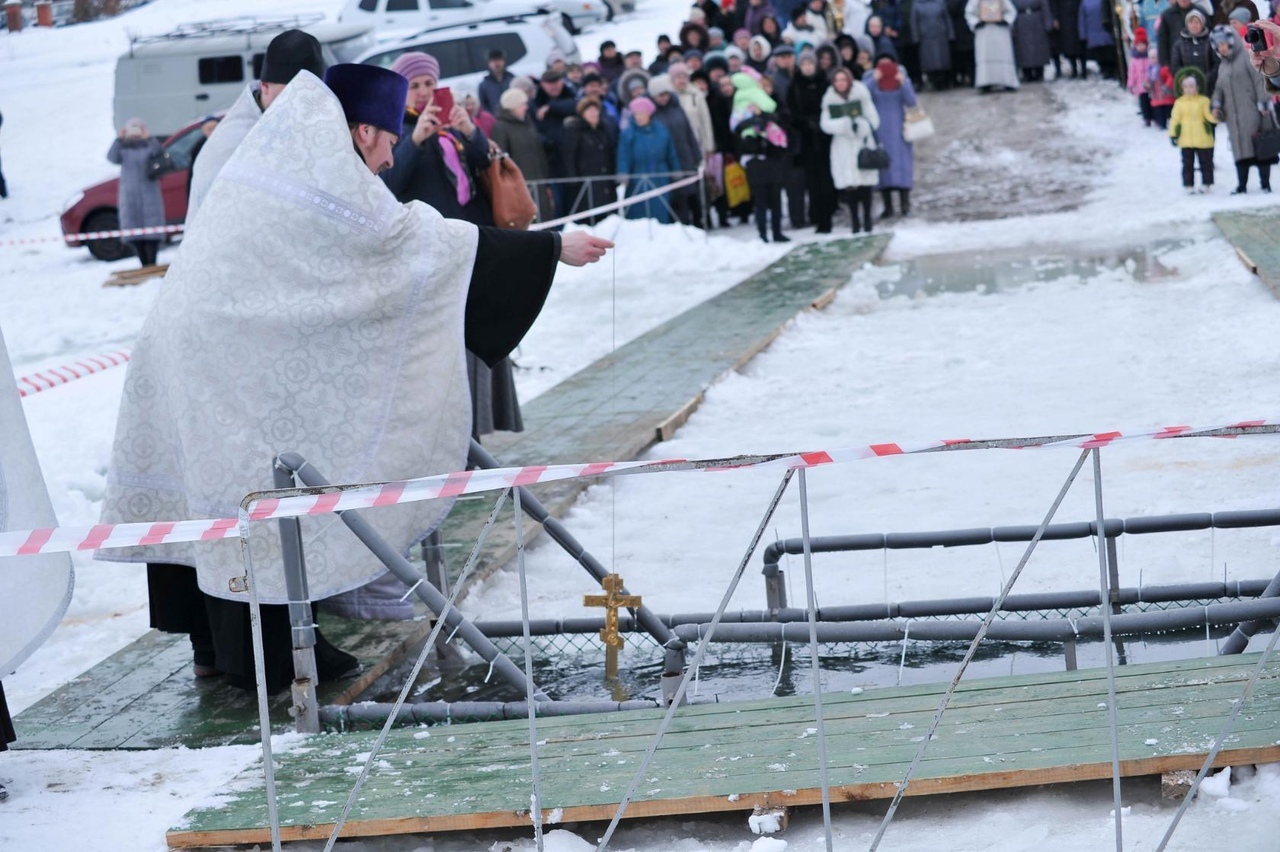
[[260, 29, 326, 85]]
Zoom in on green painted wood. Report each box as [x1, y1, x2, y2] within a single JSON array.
[[168, 653, 1280, 847], [1214, 210, 1280, 298], [443, 236, 890, 598], [12, 613, 433, 750]]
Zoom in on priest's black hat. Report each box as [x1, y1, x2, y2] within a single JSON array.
[[260, 29, 326, 85], [323, 64, 408, 135]]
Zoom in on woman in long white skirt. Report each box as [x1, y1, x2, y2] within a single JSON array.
[[966, 0, 1021, 90]]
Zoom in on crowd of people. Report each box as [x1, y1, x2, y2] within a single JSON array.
[[101, 0, 1280, 263], [437, 0, 1183, 241], [1126, 0, 1279, 195]]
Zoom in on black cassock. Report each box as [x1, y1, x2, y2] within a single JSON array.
[[1, 681, 14, 750], [148, 227, 562, 693]]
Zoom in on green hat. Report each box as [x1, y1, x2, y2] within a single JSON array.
[[1174, 65, 1206, 94]]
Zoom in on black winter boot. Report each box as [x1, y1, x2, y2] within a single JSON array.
[[900, 189, 911, 217], [880, 189, 895, 220]]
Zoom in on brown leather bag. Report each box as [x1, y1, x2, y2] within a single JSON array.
[[477, 151, 539, 230]]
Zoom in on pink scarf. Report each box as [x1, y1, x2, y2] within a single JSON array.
[[437, 133, 471, 208]]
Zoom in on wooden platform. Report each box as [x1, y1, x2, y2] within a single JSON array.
[[11, 613, 433, 750], [15, 237, 887, 752], [1214, 210, 1280, 297], [168, 653, 1280, 847], [444, 235, 890, 597]]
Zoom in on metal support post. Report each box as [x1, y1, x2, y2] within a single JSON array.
[[797, 469, 834, 851], [699, 168, 710, 239], [1221, 566, 1280, 654], [1092, 450, 1125, 852], [274, 458, 319, 735], [1105, 534, 1127, 665], [276, 453, 545, 700], [764, 563, 789, 612]]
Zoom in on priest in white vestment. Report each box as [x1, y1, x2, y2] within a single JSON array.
[[187, 29, 327, 220], [99, 66, 612, 692]]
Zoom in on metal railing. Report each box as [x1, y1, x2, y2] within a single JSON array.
[[228, 430, 1280, 852], [525, 169, 706, 228]]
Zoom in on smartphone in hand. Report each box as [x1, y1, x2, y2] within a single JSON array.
[[433, 86, 455, 119]]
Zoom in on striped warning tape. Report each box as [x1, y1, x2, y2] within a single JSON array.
[[15, 351, 131, 398], [3, 420, 1277, 559], [5, 224, 187, 247]]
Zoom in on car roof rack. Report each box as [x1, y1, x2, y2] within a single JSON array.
[[127, 14, 327, 49], [396, 8, 554, 41]]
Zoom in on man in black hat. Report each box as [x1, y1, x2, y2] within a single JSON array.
[[187, 29, 327, 218], [478, 48, 514, 116], [598, 40, 625, 84], [531, 68, 578, 215]]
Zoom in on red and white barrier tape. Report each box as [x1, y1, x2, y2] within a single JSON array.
[[4, 224, 186, 248], [4, 419, 1278, 559], [12, 170, 699, 247], [15, 351, 131, 398]]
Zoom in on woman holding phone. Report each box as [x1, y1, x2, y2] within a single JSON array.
[[381, 52, 524, 442], [382, 52, 494, 225]]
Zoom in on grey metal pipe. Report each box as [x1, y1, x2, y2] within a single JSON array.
[[319, 697, 717, 730], [274, 459, 320, 735], [275, 453, 547, 701], [1220, 569, 1280, 655], [762, 508, 1280, 573], [471, 578, 1274, 637], [668, 597, 1280, 644], [467, 440, 684, 658]]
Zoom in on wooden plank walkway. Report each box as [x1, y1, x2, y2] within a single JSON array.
[[1214, 210, 1280, 297], [168, 653, 1280, 847], [13, 236, 889, 752], [11, 613, 433, 750], [444, 235, 889, 597]]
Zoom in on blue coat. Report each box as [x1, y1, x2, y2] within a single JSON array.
[[864, 72, 918, 189], [617, 120, 681, 222], [1077, 0, 1114, 48]]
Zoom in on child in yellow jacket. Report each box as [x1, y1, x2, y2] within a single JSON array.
[[1170, 66, 1219, 194]]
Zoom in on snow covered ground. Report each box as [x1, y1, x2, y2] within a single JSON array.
[[5, 0, 1280, 849]]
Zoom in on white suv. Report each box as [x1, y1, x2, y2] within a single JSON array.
[[355, 13, 581, 88], [340, 0, 608, 36]]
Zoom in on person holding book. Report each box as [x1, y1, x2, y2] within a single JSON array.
[[819, 66, 881, 232]]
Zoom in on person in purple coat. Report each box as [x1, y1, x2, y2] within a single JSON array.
[[743, 0, 780, 34], [1077, 0, 1116, 78], [864, 56, 917, 218]]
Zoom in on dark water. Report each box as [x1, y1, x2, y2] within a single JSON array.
[[875, 237, 1197, 300], [368, 625, 1236, 706]]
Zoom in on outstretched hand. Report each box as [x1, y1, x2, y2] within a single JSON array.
[[1248, 21, 1280, 73], [558, 231, 615, 267]]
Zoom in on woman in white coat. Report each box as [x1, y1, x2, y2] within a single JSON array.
[[820, 66, 881, 232]]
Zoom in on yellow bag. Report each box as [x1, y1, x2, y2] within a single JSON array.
[[724, 161, 751, 208]]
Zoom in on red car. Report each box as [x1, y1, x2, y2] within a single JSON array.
[[60, 116, 216, 261]]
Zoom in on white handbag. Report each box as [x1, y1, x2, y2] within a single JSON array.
[[903, 107, 935, 143]]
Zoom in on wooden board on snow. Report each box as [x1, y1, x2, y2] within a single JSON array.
[[167, 652, 1280, 847]]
